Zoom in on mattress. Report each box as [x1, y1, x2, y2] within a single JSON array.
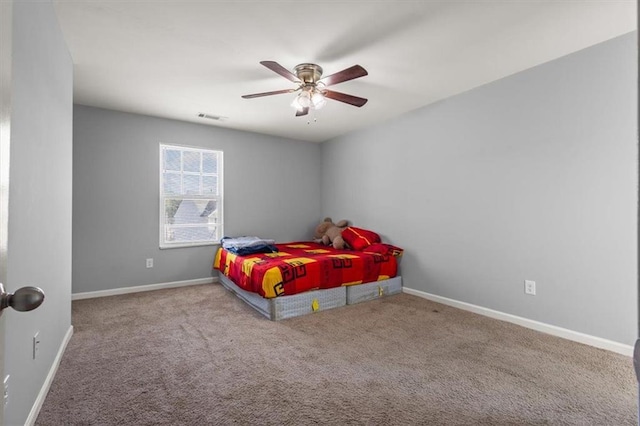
[[213, 242, 398, 298]]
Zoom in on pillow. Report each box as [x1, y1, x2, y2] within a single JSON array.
[[364, 243, 404, 258], [341, 226, 381, 251]]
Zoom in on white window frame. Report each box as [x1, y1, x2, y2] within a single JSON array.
[[159, 143, 224, 249]]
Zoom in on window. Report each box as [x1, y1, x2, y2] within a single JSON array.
[[160, 144, 223, 248]]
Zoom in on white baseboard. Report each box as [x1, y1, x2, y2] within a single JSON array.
[[26, 325, 74, 426], [403, 287, 633, 357], [72, 277, 217, 300]]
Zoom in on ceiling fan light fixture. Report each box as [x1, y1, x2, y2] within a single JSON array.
[[291, 97, 303, 111], [297, 91, 311, 108], [311, 91, 326, 109]]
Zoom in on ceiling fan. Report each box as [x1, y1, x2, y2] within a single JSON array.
[[242, 61, 368, 117]]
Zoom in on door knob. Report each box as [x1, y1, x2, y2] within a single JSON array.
[[0, 283, 45, 314]]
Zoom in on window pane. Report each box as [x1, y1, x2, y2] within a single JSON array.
[[200, 200, 217, 218], [183, 151, 201, 173], [169, 199, 213, 224], [168, 225, 218, 243], [163, 198, 219, 244], [183, 175, 200, 195], [164, 149, 181, 171], [203, 176, 217, 195], [163, 172, 181, 194], [203, 152, 217, 173], [163, 199, 183, 224]]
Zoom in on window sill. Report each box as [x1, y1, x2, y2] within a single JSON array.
[[160, 242, 220, 250]]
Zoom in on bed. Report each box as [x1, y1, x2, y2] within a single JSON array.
[[213, 241, 402, 320]]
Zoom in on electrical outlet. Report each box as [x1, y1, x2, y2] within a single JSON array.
[[33, 332, 40, 360], [4, 375, 9, 408], [146, 258, 153, 268], [524, 280, 536, 296]]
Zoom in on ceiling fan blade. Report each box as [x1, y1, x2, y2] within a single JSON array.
[[323, 90, 368, 107], [319, 65, 368, 87], [260, 61, 299, 83], [241, 89, 296, 99], [295, 107, 309, 117]]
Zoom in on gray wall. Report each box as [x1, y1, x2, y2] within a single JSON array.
[[321, 32, 638, 345], [5, 1, 73, 424], [73, 106, 321, 293]]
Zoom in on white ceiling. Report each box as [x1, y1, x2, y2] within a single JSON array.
[[53, 0, 636, 143]]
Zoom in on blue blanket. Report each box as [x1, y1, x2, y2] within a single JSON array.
[[221, 236, 279, 255]]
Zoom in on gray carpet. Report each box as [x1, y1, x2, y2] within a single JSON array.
[[36, 283, 636, 425]]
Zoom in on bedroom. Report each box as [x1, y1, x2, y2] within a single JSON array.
[[1, 0, 637, 424]]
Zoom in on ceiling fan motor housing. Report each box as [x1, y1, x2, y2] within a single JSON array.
[[294, 63, 323, 84]]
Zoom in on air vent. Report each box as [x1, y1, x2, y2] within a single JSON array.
[[197, 113, 226, 121]]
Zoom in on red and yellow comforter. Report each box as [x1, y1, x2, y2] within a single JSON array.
[[213, 242, 398, 298]]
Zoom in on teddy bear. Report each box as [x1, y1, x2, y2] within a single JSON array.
[[314, 217, 349, 249]]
